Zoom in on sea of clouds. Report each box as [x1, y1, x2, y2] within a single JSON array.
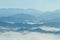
[[0, 26, 60, 40], [0, 31, 60, 40]]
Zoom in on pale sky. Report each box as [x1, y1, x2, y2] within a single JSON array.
[[0, 0, 60, 11]]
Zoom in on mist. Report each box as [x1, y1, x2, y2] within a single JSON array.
[[0, 32, 60, 40]]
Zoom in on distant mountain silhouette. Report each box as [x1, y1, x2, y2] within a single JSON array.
[[0, 14, 36, 23], [0, 8, 42, 17], [38, 10, 60, 22], [0, 8, 60, 34], [38, 10, 60, 28], [0, 21, 60, 34]]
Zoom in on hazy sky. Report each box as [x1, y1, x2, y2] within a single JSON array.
[[0, 0, 60, 11]]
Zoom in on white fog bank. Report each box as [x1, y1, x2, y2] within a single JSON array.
[[0, 31, 60, 40], [39, 26, 60, 32]]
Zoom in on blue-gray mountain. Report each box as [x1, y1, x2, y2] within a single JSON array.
[[0, 14, 36, 23], [0, 21, 60, 34], [0, 8, 42, 17], [0, 8, 60, 34], [38, 10, 60, 22]]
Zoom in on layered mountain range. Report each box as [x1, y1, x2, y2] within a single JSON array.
[[0, 8, 60, 34]]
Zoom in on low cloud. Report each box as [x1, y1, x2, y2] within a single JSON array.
[[0, 31, 60, 40], [39, 26, 60, 32]]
